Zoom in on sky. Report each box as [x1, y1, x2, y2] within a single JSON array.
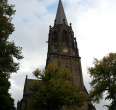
[[9, 0, 116, 109]]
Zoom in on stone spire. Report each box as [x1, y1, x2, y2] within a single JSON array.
[[55, 0, 68, 25]]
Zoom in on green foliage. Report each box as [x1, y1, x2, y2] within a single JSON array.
[[89, 53, 116, 110], [0, 0, 15, 41], [0, 75, 15, 110], [0, 41, 23, 76], [0, 0, 23, 109], [33, 68, 42, 79], [32, 63, 86, 110]]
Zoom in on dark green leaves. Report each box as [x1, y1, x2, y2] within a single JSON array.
[[0, 0, 22, 109], [89, 53, 116, 110], [32, 64, 86, 110]]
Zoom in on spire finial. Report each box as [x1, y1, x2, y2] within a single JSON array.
[[55, 0, 68, 25]]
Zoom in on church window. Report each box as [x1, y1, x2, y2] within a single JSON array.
[[52, 31, 57, 43], [63, 30, 67, 42], [62, 30, 69, 46]]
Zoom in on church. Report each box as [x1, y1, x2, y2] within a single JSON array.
[[17, 0, 96, 110]]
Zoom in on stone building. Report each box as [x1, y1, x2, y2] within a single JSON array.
[[17, 0, 96, 110]]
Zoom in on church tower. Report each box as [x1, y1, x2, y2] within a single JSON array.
[[17, 0, 96, 110], [46, 0, 96, 110], [47, 0, 84, 89]]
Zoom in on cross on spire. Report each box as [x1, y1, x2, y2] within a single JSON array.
[[55, 0, 68, 25]]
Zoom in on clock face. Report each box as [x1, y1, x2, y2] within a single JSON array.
[[62, 48, 68, 53]]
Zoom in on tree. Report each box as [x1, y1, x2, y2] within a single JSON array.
[[89, 53, 116, 110], [32, 63, 86, 110], [0, 0, 23, 109]]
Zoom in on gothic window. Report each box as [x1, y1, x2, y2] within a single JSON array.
[[52, 31, 57, 43], [62, 30, 69, 46], [62, 30, 67, 42]]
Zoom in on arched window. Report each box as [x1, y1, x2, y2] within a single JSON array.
[[62, 30, 69, 46], [52, 31, 57, 43]]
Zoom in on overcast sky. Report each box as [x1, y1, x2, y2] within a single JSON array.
[[9, 0, 116, 109]]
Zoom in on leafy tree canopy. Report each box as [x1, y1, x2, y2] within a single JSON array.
[[89, 53, 116, 110], [0, 0, 23, 109], [32, 63, 86, 110], [0, 0, 23, 76]]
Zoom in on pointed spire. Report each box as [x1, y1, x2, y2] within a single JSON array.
[[55, 0, 68, 25]]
